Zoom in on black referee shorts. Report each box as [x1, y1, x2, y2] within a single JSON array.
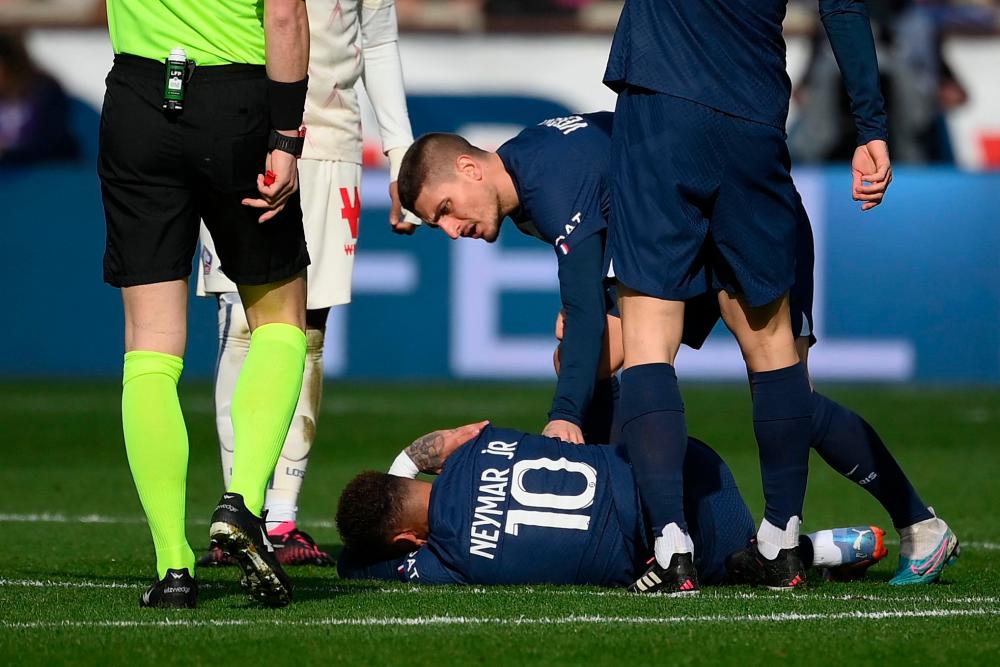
[[99, 54, 309, 288]]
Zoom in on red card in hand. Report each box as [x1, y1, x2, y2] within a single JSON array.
[[263, 170, 277, 187]]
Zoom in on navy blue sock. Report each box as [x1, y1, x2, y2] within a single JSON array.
[[581, 376, 619, 444], [750, 363, 813, 528], [811, 392, 932, 529], [619, 363, 688, 534]]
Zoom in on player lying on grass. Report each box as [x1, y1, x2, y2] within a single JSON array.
[[396, 115, 958, 587], [336, 422, 886, 588]]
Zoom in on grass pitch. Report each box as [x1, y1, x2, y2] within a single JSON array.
[[1, 381, 998, 665]]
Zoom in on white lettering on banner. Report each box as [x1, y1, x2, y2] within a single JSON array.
[[451, 240, 558, 378], [323, 252, 419, 375], [319, 173, 915, 380]]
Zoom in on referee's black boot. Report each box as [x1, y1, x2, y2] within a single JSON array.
[[139, 568, 198, 609], [209, 492, 293, 607], [629, 552, 700, 595]]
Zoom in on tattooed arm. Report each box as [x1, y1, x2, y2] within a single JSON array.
[[388, 421, 490, 478]]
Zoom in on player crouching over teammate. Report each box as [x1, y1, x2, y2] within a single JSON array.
[[395, 119, 959, 588], [335, 422, 887, 588]]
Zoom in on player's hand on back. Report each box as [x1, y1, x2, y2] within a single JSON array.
[[389, 181, 420, 235], [405, 420, 491, 474], [851, 139, 893, 212], [543, 419, 584, 445], [242, 142, 300, 223]]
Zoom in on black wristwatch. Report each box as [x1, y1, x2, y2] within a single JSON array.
[[268, 128, 305, 158]]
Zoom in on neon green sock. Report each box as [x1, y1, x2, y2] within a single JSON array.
[[122, 351, 196, 579], [228, 322, 307, 515]]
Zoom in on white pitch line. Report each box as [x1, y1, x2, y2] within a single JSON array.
[[0, 513, 147, 525], [365, 587, 999, 605], [0, 579, 995, 607], [4, 608, 1000, 631], [0, 578, 135, 590]]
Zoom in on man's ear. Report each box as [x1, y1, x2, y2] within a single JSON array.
[[456, 154, 482, 181], [391, 530, 428, 549]]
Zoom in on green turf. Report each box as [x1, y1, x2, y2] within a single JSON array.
[[1, 381, 998, 665]]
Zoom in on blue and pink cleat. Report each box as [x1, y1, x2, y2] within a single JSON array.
[[889, 514, 960, 586]]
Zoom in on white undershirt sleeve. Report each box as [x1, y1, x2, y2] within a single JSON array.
[[388, 450, 420, 479]]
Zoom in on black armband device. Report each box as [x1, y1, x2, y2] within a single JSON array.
[[266, 76, 309, 131], [268, 128, 305, 158]]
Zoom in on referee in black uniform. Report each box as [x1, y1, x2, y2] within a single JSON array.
[[99, 0, 313, 608]]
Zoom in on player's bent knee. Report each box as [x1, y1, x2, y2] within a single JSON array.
[[618, 290, 685, 366]]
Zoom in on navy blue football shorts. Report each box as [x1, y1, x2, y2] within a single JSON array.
[[789, 197, 817, 346], [609, 87, 801, 307], [607, 203, 816, 348]]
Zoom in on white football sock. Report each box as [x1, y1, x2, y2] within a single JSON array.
[[213, 293, 250, 489], [654, 522, 694, 567], [805, 529, 843, 568], [757, 516, 801, 560], [264, 327, 325, 530], [898, 508, 950, 560]]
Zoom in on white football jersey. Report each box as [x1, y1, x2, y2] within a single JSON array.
[[302, 0, 401, 163], [302, 0, 367, 162]]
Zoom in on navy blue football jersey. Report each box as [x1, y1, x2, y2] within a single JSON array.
[[497, 112, 614, 260], [398, 425, 646, 586], [496, 113, 617, 425], [336, 428, 755, 587], [604, 0, 887, 142]]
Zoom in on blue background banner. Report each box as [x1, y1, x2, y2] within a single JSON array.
[[4, 161, 1000, 382], [3, 89, 1000, 381]]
